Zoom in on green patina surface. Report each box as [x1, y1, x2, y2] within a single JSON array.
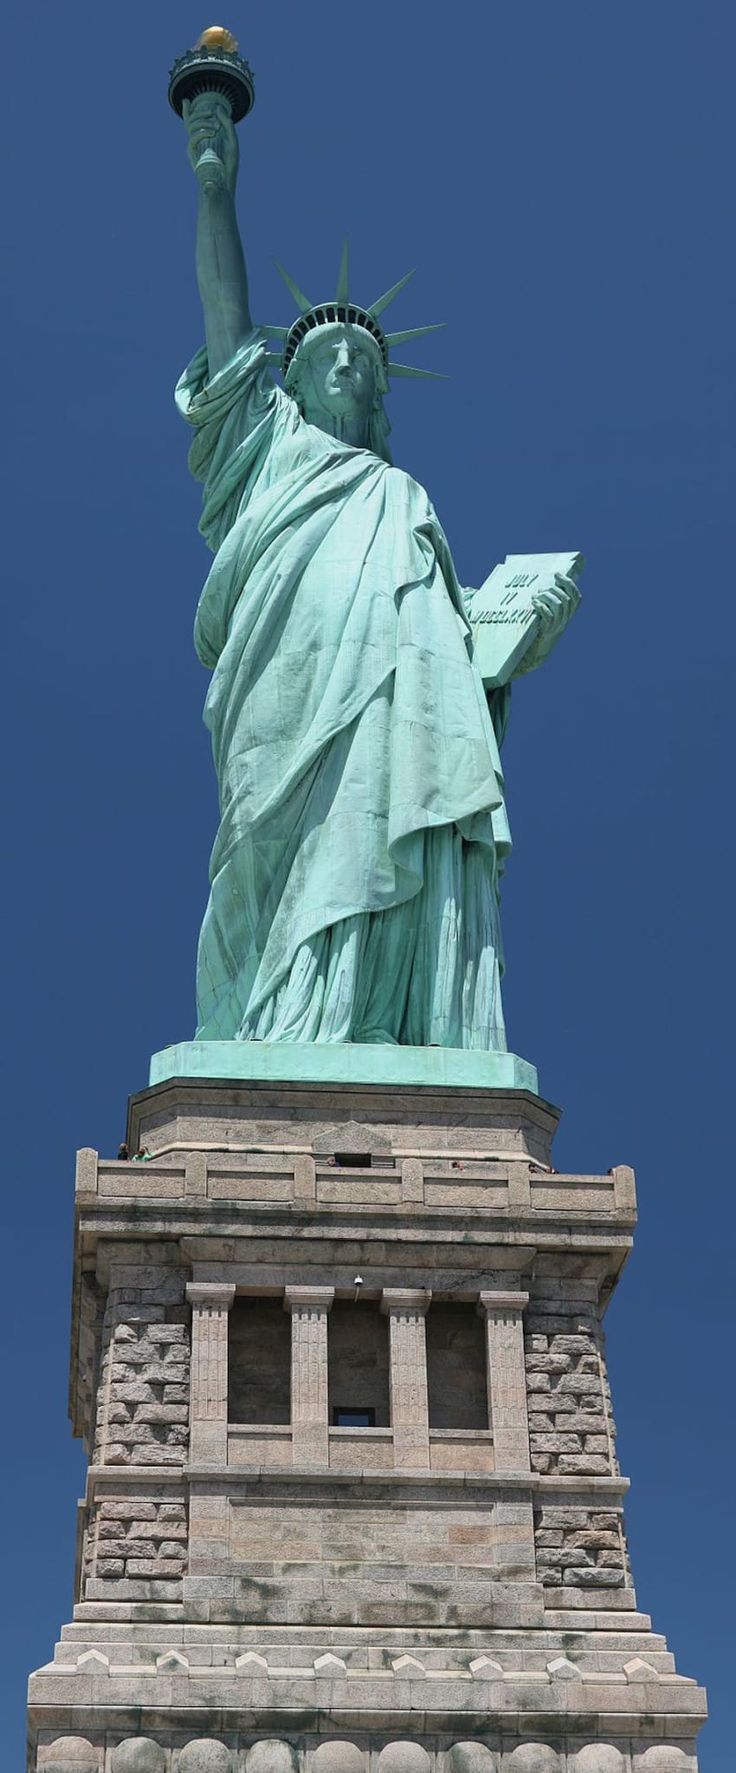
[[149, 1040, 538, 1093], [168, 93, 581, 1062]]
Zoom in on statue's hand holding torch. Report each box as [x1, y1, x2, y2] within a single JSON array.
[[183, 92, 239, 197], [169, 25, 254, 199]]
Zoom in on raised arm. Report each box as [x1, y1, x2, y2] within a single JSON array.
[[183, 93, 253, 376]]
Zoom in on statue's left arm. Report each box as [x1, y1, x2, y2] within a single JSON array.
[[461, 571, 580, 750], [512, 573, 581, 677]]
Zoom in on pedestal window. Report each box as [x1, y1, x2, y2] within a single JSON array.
[[426, 1300, 488, 1429], [328, 1299, 390, 1427], [228, 1297, 291, 1424]]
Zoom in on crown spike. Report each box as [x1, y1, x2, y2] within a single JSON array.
[[274, 262, 313, 315], [263, 325, 289, 339], [368, 269, 416, 319], [385, 323, 446, 348], [335, 240, 350, 306], [388, 362, 447, 380], [264, 352, 283, 367]]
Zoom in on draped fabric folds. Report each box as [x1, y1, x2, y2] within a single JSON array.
[[176, 331, 512, 1048]]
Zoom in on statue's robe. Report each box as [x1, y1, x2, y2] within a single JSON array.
[[176, 332, 512, 1047]]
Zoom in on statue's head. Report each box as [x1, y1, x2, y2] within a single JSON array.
[[265, 245, 444, 463], [286, 322, 390, 457]]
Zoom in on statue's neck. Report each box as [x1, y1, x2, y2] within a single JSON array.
[[312, 411, 370, 450]]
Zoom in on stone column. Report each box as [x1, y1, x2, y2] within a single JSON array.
[[479, 1289, 531, 1471], [381, 1288, 432, 1468], [186, 1282, 236, 1464], [284, 1286, 334, 1467]]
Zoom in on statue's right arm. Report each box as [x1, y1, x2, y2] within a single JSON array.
[[184, 94, 253, 378]]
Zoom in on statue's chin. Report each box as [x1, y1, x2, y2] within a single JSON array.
[[324, 392, 361, 415]]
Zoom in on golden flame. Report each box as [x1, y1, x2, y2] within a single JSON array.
[[196, 26, 239, 52]]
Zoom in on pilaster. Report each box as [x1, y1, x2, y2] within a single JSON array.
[[381, 1287, 431, 1468], [479, 1288, 531, 1471], [186, 1282, 236, 1464], [284, 1286, 334, 1466]]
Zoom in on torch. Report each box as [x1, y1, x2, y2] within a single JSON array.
[[168, 26, 255, 195]]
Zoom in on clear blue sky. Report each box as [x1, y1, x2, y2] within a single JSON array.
[[3, 2, 733, 1766]]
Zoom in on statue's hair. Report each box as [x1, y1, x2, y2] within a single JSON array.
[[285, 329, 393, 465]]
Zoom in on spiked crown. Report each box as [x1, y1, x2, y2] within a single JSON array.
[[263, 243, 445, 385]]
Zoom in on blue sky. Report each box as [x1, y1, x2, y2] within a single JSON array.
[[3, 2, 734, 1766]]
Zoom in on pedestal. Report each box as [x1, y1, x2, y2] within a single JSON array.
[[28, 1069, 706, 1771]]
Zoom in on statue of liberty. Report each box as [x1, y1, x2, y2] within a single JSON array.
[[176, 90, 580, 1051]]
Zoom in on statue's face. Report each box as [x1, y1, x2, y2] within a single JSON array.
[[296, 325, 379, 429]]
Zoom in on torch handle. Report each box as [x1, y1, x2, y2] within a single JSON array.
[[191, 86, 233, 195], [195, 144, 227, 196]]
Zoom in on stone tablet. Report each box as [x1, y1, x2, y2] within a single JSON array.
[[468, 551, 583, 687]]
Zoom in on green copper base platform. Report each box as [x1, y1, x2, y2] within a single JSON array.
[[148, 1040, 538, 1092]]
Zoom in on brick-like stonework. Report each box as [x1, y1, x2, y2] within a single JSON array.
[[525, 1316, 617, 1477], [533, 1503, 628, 1590], [82, 1493, 188, 1592], [93, 1259, 189, 1469]]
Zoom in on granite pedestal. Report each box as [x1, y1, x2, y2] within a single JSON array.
[[27, 1069, 706, 1771]]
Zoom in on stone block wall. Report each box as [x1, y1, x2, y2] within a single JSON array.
[[74, 1271, 105, 1457], [81, 1490, 188, 1599], [533, 1502, 628, 1593], [92, 1251, 189, 1470], [184, 1484, 539, 1627], [524, 1313, 618, 1478]]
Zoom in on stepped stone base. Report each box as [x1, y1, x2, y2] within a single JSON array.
[[33, 1618, 704, 1757], [28, 1073, 706, 1771]]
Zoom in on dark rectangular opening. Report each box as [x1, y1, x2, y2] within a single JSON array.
[[228, 1297, 291, 1424], [426, 1301, 488, 1429], [332, 1406, 376, 1427], [334, 1151, 373, 1167], [328, 1300, 390, 1427]]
